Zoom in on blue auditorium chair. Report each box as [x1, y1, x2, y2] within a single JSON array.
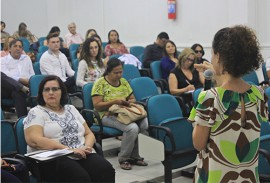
[[146, 94, 197, 182], [81, 83, 122, 146], [130, 46, 145, 60]]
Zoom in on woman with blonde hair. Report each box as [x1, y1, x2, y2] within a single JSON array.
[[169, 48, 204, 95]]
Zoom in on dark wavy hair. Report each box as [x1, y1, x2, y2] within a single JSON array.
[[37, 75, 68, 106], [107, 29, 121, 44], [49, 26, 61, 34], [79, 37, 104, 69], [103, 58, 123, 76], [191, 43, 205, 56], [85, 29, 97, 39], [212, 25, 263, 78], [163, 40, 178, 58]]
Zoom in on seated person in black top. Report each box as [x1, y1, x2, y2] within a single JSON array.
[[169, 48, 204, 109], [191, 43, 208, 64], [143, 32, 169, 68]]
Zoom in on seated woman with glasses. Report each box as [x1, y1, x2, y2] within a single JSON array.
[[191, 43, 208, 64], [168, 48, 204, 112], [24, 75, 115, 183]]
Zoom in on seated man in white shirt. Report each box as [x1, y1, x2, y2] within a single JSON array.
[[40, 33, 76, 93], [1, 39, 35, 117], [64, 22, 84, 48]]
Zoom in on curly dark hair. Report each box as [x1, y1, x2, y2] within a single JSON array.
[[37, 75, 68, 106], [212, 25, 263, 78]]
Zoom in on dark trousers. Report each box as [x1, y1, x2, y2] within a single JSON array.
[[64, 76, 76, 93], [1, 72, 28, 117], [39, 153, 115, 183]]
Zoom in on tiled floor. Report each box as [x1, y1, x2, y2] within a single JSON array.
[[102, 138, 195, 183]]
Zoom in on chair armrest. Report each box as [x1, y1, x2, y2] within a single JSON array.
[[139, 68, 151, 77], [153, 79, 169, 94], [68, 91, 82, 98], [148, 125, 176, 152], [93, 142, 103, 157], [81, 109, 104, 133], [259, 148, 270, 164]]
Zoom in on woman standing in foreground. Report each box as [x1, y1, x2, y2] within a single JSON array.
[[189, 25, 268, 182]]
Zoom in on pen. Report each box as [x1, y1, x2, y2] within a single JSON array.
[[185, 79, 191, 85]]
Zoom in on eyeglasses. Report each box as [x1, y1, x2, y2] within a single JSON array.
[[195, 50, 203, 53], [43, 87, 61, 93], [186, 58, 195, 62]]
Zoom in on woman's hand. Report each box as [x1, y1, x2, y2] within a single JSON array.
[[186, 84, 195, 92], [194, 61, 214, 73], [71, 147, 92, 159]]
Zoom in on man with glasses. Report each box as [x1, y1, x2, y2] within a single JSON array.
[[40, 33, 76, 93], [143, 32, 169, 68], [1, 39, 34, 117]]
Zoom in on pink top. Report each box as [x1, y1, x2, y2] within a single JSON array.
[[64, 32, 84, 48], [104, 43, 129, 56]]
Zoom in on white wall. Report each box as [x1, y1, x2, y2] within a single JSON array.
[[2, 0, 270, 61]]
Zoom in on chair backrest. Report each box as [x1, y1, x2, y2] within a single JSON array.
[[262, 62, 268, 82], [1, 121, 18, 156], [29, 75, 46, 107], [72, 58, 79, 72], [70, 50, 78, 62], [138, 53, 144, 63], [130, 46, 145, 59], [38, 36, 46, 46], [258, 134, 270, 177], [242, 71, 259, 85], [69, 44, 80, 53], [14, 117, 27, 155], [146, 94, 195, 169], [193, 88, 203, 104], [264, 87, 270, 118], [19, 37, 30, 53], [38, 45, 48, 54], [102, 42, 107, 49], [147, 94, 183, 126], [110, 54, 122, 59], [122, 64, 141, 81], [82, 83, 95, 124], [1, 107, 4, 120], [33, 62, 41, 75], [150, 60, 162, 79], [130, 77, 159, 101], [35, 52, 43, 62]]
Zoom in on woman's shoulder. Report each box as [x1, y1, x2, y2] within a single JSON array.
[[78, 59, 87, 65]]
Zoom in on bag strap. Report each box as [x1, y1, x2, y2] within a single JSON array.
[[121, 104, 143, 115]]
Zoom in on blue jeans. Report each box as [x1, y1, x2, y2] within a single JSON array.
[[102, 116, 148, 163]]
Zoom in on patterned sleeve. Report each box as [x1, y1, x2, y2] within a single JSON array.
[[91, 78, 104, 96], [121, 78, 133, 96], [104, 44, 112, 56], [23, 107, 46, 129], [188, 89, 217, 127]]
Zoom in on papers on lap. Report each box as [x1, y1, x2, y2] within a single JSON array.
[[25, 149, 73, 161]]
